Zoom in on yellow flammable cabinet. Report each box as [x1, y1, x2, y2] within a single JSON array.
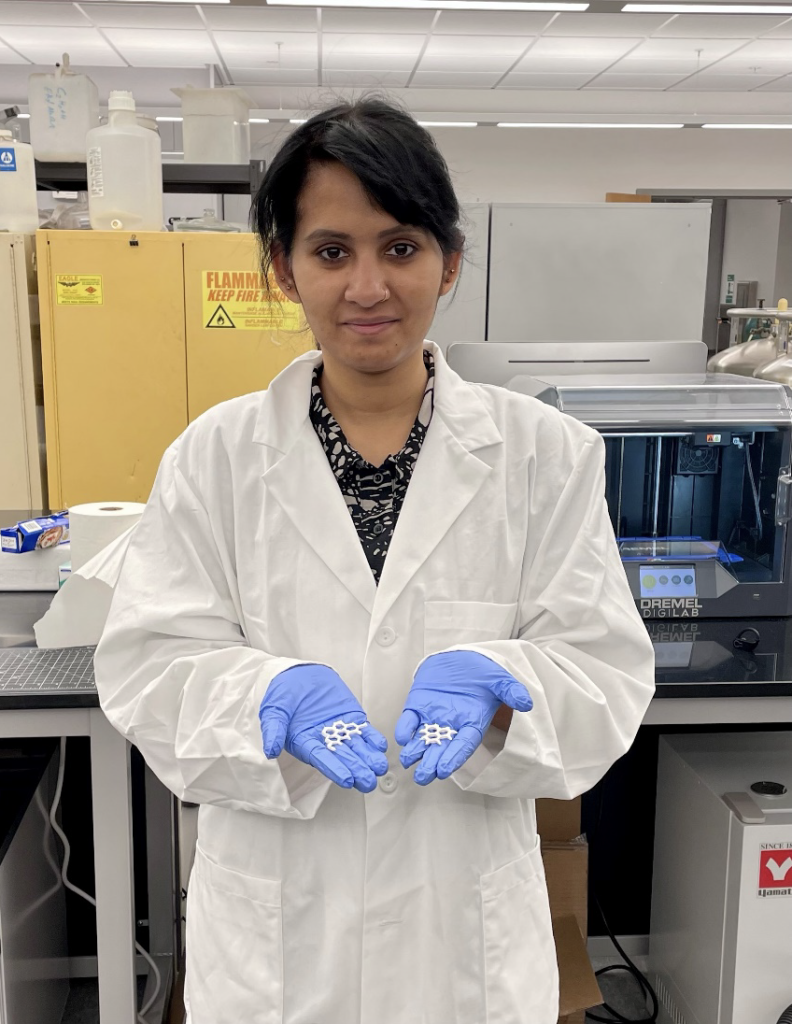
[[38, 230, 313, 508]]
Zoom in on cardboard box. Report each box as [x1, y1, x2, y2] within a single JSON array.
[[542, 837, 602, 1023], [536, 796, 582, 842], [554, 914, 602, 1021]]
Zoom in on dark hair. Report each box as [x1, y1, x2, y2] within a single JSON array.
[[251, 96, 465, 285]]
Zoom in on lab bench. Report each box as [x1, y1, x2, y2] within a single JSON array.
[[1, 589, 791, 1023]]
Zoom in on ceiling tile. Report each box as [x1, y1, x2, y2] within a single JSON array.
[[0, 37, 27, 63], [0, 3, 90, 27], [86, 4, 204, 30], [322, 70, 411, 87], [516, 37, 640, 73], [715, 58, 792, 75], [612, 56, 706, 73], [671, 72, 776, 89], [410, 70, 503, 87], [628, 37, 747, 60], [545, 13, 668, 36], [321, 9, 435, 33], [104, 29, 217, 68], [434, 11, 553, 35], [424, 34, 528, 57], [419, 53, 517, 71], [761, 17, 792, 37], [754, 73, 792, 88], [322, 32, 424, 55], [516, 55, 625, 73], [230, 68, 319, 86], [734, 39, 792, 58], [215, 30, 316, 69], [588, 72, 686, 88], [654, 15, 788, 37], [324, 52, 418, 71], [0, 26, 125, 65], [201, 6, 316, 32], [498, 71, 593, 88], [522, 36, 640, 59]]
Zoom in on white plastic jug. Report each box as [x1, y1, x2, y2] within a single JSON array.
[[172, 86, 252, 164], [85, 91, 163, 232], [28, 54, 100, 162], [0, 131, 39, 232]]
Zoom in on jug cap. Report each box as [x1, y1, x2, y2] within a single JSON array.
[[108, 90, 136, 112]]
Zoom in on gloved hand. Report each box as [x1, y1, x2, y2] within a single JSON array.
[[259, 664, 389, 793], [395, 651, 533, 785]]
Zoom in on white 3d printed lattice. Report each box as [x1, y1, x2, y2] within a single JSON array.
[[419, 723, 458, 745], [321, 719, 368, 752]]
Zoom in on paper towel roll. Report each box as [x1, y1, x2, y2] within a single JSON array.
[[68, 502, 146, 573]]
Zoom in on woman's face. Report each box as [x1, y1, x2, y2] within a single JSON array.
[[274, 161, 461, 375]]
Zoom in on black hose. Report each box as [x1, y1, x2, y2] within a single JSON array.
[[777, 1006, 792, 1024]]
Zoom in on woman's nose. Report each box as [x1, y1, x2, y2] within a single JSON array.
[[344, 260, 390, 307]]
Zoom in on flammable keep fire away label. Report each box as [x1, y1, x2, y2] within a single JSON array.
[[202, 270, 301, 331]]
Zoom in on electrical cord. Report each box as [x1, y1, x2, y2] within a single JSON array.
[[586, 778, 659, 1024], [49, 737, 162, 1024]]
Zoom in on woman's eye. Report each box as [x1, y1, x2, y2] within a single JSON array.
[[387, 242, 417, 258], [318, 246, 347, 261]]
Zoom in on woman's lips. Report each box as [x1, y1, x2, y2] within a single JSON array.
[[344, 320, 399, 336]]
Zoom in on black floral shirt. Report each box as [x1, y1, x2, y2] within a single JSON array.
[[309, 351, 435, 584]]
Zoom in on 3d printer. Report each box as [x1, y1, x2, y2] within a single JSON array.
[[508, 372, 792, 620]]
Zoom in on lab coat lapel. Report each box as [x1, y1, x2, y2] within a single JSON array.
[[372, 346, 503, 629], [253, 352, 377, 615]]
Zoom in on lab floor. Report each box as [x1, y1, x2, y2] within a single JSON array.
[[60, 977, 147, 1024], [58, 964, 650, 1023]]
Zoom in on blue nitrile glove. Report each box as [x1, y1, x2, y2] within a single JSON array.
[[395, 651, 533, 786], [259, 664, 389, 793]]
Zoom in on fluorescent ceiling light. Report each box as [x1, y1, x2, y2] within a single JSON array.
[[250, 118, 271, 124], [497, 121, 684, 128], [418, 120, 478, 127], [624, 3, 792, 11], [15, 112, 30, 118], [290, 119, 308, 124], [156, 116, 183, 122], [112, 0, 229, 4], [702, 122, 792, 128], [272, 0, 588, 10]]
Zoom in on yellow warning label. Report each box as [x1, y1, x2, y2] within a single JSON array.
[[202, 270, 302, 331], [56, 275, 103, 305]]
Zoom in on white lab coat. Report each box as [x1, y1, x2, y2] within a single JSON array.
[[94, 342, 655, 1024]]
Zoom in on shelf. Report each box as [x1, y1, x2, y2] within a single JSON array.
[[35, 159, 265, 195]]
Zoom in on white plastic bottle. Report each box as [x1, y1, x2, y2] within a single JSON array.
[[85, 91, 163, 231], [28, 53, 100, 162], [0, 130, 39, 232]]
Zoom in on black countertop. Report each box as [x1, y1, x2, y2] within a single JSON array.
[[3, 591, 792, 708]]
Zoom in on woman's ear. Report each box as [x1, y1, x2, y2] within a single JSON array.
[[439, 250, 463, 298], [271, 249, 301, 304]]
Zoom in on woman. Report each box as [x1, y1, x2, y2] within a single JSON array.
[[95, 98, 655, 1024]]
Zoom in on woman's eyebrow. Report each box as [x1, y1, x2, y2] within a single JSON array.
[[303, 226, 421, 243]]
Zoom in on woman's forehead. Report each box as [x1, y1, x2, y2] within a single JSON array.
[[296, 163, 425, 241]]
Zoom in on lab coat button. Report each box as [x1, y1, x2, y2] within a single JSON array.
[[379, 772, 398, 793], [377, 627, 396, 647]]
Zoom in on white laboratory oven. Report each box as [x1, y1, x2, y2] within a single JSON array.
[[650, 732, 792, 1024]]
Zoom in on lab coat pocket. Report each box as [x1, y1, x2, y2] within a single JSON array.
[[186, 844, 283, 1024], [480, 837, 559, 1024], [424, 600, 519, 657]]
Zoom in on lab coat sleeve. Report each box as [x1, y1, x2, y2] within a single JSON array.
[[448, 430, 656, 801], [94, 443, 331, 819]]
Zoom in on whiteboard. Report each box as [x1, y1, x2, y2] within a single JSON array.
[[487, 203, 711, 343], [427, 203, 489, 354]]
